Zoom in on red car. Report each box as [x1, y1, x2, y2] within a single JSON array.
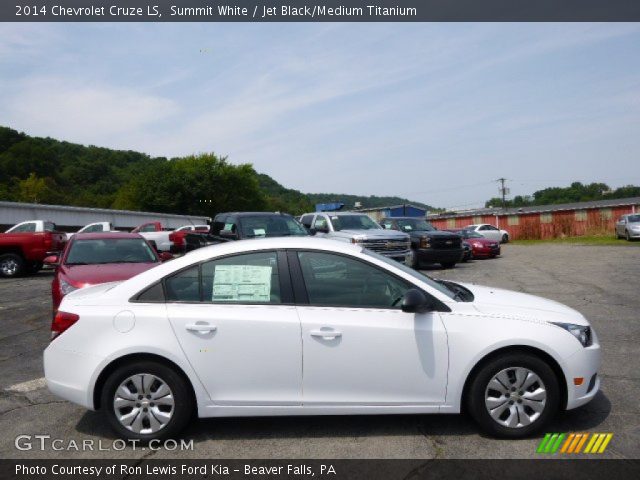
[[446, 229, 501, 259], [45, 232, 172, 311]]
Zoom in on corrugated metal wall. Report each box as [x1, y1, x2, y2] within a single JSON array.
[[429, 205, 637, 240]]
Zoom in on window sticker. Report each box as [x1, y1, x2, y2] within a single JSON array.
[[253, 228, 266, 236], [212, 265, 272, 302]]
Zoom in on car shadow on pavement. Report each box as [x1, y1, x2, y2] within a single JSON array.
[[74, 391, 611, 443]]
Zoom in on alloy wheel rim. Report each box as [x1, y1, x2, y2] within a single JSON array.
[[1, 259, 18, 276], [484, 367, 547, 428], [113, 373, 175, 434]]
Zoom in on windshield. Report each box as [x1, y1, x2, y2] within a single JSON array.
[[239, 215, 308, 238], [396, 219, 435, 232], [363, 250, 457, 300], [65, 238, 158, 265], [464, 231, 484, 239], [627, 215, 640, 223], [331, 215, 381, 231]]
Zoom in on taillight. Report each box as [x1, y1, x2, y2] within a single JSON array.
[[51, 311, 79, 340]]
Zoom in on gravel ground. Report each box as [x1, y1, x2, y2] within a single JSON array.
[[0, 244, 638, 459]]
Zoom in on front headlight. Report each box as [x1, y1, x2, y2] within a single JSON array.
[[472, 242, 483, 248], [551, 322, 592, 347], [351, 236, 366, 244], [59, 279, 79, 296], [419, 236, 430, 248]]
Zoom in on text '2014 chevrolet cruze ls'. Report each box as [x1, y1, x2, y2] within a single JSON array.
[[44, 237, 601, 440]]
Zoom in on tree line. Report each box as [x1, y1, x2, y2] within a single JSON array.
[[484, 181, 640, 209], [0, 126, 429, 218]]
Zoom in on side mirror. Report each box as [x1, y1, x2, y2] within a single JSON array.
[[44, 255, 59, 266], [159, 252, 174, 262], [401, 288, 435, 314], [219, 229, 238, 240], [308, 228, 317, 236]]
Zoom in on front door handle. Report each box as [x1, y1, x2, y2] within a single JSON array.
[[186, 323, 217, 334], [310, 329, 342, 339]]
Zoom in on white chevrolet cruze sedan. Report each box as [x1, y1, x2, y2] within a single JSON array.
[[44, 237, 601, 440]]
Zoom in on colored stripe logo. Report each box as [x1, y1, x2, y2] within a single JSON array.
[[536, 433, 613, 454]]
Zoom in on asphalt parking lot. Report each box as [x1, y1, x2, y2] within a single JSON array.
[[0, 244, 638, 459]]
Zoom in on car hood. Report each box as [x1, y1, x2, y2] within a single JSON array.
[[61, 263, 159, 287], [410, 230, 458, 238], [460, 283, 589, 326], [335, 229, 409, 239], [466, 237, 497, 245]]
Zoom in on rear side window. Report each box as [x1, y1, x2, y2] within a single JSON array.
[[10, 223, 36, 233], [202, 252, 281, 304], [165, 266, 200, 302]]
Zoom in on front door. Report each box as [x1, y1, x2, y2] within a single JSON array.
[[292, 250, 448, 406], [166, 251, 302, 405]]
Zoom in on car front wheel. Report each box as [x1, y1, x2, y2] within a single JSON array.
[[466, 353, 559, 438], [101, 361, 194, 441], [0, 253, 24, 278]]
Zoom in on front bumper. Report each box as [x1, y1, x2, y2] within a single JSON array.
[[563, 342, 602, 410], [415, 248, 464, 265], [472, 245, 501, 257]]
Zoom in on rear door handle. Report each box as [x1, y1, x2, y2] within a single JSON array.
[[186, 323, 217, 333], [310, 329, 342, 339]]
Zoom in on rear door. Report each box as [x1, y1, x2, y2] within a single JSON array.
[[166, 250, 302, 405]]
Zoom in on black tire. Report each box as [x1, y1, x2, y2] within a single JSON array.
[[626, 230, 631, 241], [0, 253, 25, 278], [501, 234, 509, 243], [466, 352, 560, 439], [101, 361, 194, 442], [25, 261, 43, 274], [440, 262, 456, 269]]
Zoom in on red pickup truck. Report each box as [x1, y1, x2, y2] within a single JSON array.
[[0, 220, 67, 278]]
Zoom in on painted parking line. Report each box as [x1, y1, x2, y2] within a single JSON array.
[[5, 377, 46, 393]]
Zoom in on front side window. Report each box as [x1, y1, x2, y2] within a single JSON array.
[[313, 216, 329, 230], [297, 251, 410, 308], [300, 215, 314, 228], [140, 224, 156, 232], [330, 215, 381, 231], [65, 238, 158, 265]]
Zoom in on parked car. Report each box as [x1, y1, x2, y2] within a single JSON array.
[[465, 224, 510, 243], [447, 229, 501, 259], [45, 237, 601, 441], [45, 232, 172, 311], [615, 214, 640, 241], [132, 222, 174, 252], [379, 217, 463, 269], [66, 222, 116, 241], [169, 225, 211, 254], [211, 212, 309, 240], [299, 212, 410, 262], [0, 220, 66, 277]]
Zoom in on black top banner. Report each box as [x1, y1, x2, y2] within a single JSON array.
[[3, 0, 640, 22]]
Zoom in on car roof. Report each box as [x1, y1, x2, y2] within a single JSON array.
[[381, 217, 427, 220], [72, 232, 143, 240], [315, 211, 370, 216]]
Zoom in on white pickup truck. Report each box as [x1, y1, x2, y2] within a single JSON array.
[[65, 222, 115, 240], [131, 222, 173, 252]]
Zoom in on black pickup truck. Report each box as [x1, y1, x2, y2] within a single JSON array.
[[380, 217, 464, 269]]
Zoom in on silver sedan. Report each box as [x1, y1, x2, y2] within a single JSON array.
[[615, 214, 640, 241]]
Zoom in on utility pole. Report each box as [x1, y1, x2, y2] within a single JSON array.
[[497, 178, 509, 210]]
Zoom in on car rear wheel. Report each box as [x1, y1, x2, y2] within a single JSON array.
[[466, 353, 559, 438], [0, 253, 25, 278], [440, 262, 456, 269], [101, 361, 194, 441], [626, 230, 631, 241], [502, 234, 509, 243]]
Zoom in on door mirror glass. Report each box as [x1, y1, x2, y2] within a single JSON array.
[[159, 252, 174, 262], [401, 288, 434, 313]]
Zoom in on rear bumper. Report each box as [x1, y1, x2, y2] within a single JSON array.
[[415, 248, 464, 265]]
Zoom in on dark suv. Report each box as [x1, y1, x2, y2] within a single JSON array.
[[211, 212, 309, 240], [380, 217, 464, 269]]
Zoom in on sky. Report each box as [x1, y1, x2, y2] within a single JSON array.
[[0, 23, 639, 210]]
